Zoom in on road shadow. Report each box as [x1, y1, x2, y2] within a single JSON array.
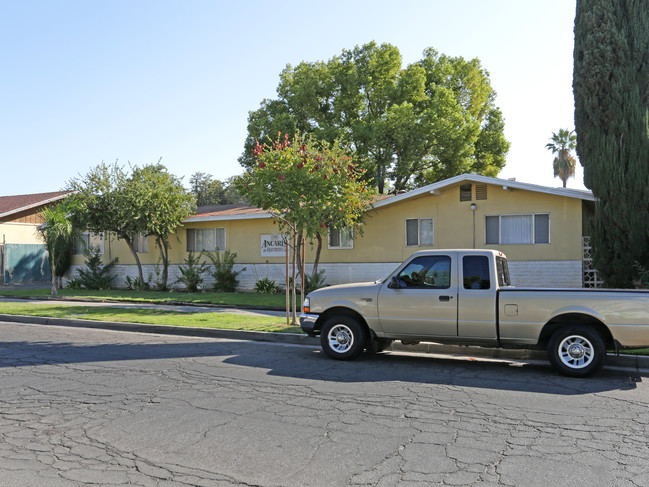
[[230, 346, 643, 395], [0, 336, 641, 395]]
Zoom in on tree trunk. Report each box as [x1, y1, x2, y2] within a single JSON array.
[[291, 232, 298, 325], [377, 164, 384, 194], [312, 233, 323, 276], [49, 248, 58, 296], [119, 232, 144, 285], [156, 236, 169, 290]]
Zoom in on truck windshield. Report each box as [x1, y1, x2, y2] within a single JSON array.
[[496, 256, 511, 286]]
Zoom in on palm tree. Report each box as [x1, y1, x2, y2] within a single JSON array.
[[546, 129, 577, 188], [37, 205, 79, 295]]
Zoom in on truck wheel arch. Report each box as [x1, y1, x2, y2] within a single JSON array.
[[538, 313, 613, 349], [316, 307, 370, 338]]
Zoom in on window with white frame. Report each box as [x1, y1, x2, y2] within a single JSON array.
[[186, 228, 226, 252], [485, 214, 550, 245], [406, 218, 434, 247], [328, 227, 353, 249], [74, 232, 104, 254], [131, 233, 148, 253]]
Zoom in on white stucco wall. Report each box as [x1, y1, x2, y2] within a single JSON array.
[[67, 260, 583, 290]]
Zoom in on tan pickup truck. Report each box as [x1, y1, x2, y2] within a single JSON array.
[[299, 249, 649, 377]]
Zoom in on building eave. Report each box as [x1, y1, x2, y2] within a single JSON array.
[[184, 212, 273, 223], [370, 174, 595, 209], [0, 192, 73, 219]]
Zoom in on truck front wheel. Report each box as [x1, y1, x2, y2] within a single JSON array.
[[320, 315, 366, 360], [547, 326, 605, 377]]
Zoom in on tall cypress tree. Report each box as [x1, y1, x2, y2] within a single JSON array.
[[574, 0, 649, 288]]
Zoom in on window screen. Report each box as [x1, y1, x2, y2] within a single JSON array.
[[534, 214, 550, 243], [501, 215, 533, 244], [329, 227, 353, 249], [74, 232, 104, 254], [460, 184, 472, 201], [406, 219, 419, 246], [187, 228, 225, 251], [406, 218, 434, 246], [485, 214, 549, 245]]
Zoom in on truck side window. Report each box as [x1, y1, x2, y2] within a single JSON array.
[[496, 256, 511, 286], [463, 256, 491, 290], [396, 255, 451, 289]]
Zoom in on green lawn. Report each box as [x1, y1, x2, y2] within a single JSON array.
[[1, 294, 647, 355], [0, 288, 288, 308], [0, 302, 302, 333]]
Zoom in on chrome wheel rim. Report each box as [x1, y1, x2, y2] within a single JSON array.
[[327, 324, 354, 353], [558, 335, 594, 369]]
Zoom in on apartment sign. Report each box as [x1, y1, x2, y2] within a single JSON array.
[[261, 234, 287, 257]]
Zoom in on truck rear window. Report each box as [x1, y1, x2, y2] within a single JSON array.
[[463, 256, 491, 289]]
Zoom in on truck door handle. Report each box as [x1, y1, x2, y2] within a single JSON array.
[[439, 295, 452, 302]]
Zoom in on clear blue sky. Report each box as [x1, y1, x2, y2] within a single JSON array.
[[0, 0, 581, 196]]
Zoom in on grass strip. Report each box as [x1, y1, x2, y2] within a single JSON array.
[[2, 300, 647, 355], [0, 302, 302, 334], [0, 288, 287, 308]]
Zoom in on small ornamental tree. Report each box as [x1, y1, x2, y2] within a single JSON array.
[[127, 164, 195, 290], [38, 203, 79, 296], [235, 133, 376, 322]]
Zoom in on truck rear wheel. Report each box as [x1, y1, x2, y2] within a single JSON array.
[[547, 326, 605, 377], [320, 315, 366, 360]]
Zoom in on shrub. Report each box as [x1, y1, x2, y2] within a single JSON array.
[[76, 245, 118, 290], [176, 251, 209, 292], [304, 270, 327, 294], [126, 275, 149, 291], [254, 277, 283, 294], [207, 249, 246, 292], [65, 277, 83, 289], [633, 262, 649, 289], [291, 269, 327, 294]]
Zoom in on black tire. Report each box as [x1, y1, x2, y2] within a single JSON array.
[[320, 315, 366, 360], [547, 326, 606, 377]]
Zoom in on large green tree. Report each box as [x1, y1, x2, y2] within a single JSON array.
[[240, 42, 510, 194], [189, 173, 244, 207], [545, 128, 577, 188], [67, 163, 148, 285], [574, 0, 649, 287], [68, 162, 195, 289]]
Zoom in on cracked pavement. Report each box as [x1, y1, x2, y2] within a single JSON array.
[[0, 320, 648, 486]]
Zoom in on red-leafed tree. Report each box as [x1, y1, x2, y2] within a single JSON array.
[[235, 133, 375, 322]]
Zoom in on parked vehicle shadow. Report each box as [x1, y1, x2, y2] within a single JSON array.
[[1, 334, 639, 395], [227, 347, 643, 396]]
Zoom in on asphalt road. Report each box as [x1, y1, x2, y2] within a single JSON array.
[[1, 321, 648, 487]]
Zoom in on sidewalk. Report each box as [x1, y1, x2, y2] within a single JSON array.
[[1, 301, 648, 374]]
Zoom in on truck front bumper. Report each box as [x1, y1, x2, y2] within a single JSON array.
[[299, 314, 320, 336]]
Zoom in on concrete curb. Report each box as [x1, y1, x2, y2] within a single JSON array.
[[1, 313, 648, 373], [0, 313, 316, 346], [1, 295, 286, 312]]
